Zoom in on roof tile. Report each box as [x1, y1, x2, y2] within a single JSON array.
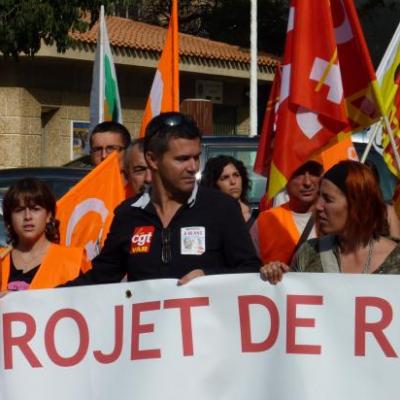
[[70, 16, 279, 67]]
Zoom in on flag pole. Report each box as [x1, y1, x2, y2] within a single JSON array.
[[249, 0, 258, 137], [99, 5, 105, 122], [363, 94, 400, 170], [362, 21, 400, 167], [367, 79, 400, 170], [360, 122, 381, 163]]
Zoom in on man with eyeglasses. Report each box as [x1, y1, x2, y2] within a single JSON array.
[[124, 138, 152, 197], [89, 121, 131, 169], [63, 112, 260, 287]]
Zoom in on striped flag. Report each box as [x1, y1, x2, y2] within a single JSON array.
[[139, 0, 179, 137], [375, 22, 400, 177], [89, 5, 123, 138]]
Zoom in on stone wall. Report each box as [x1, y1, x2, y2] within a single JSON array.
[[0, 86, 145, 168], [0, 57, 257, 168], [0, 87, 42, 168]]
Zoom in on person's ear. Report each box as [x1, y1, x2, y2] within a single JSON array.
[[145, 151, 158, 170], [46, 213, 52, 224]]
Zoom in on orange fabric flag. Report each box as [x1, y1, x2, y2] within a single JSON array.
[[57, 152, 125, 261], [312, 132, 358, 171], [265, 0, 383, 200], [139, 0, 179, 137]]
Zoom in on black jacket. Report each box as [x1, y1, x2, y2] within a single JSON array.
[[66, 185, 260, 285]]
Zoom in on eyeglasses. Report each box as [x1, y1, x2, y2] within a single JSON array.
[[161, 228, 172, 264], [90, 145, 126, 156]]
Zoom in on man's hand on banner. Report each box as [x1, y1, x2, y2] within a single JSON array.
[[260, 262, 290, 285], [177, 269, 205, 286]]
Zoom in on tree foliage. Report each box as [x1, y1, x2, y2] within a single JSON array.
[[120, 0, 398, 58], [0, 0, 398, 61], [116, 0, 289, 55], [0, 0, 138, 58], [204, 0, 289, 55]]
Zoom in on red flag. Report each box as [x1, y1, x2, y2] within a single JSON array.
[[254, 66, 281, 177], [139, 0, 179, 137], [266, 0, 383, 199]]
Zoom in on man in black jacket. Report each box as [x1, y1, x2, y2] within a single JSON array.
[[67, 112, 260, 286]]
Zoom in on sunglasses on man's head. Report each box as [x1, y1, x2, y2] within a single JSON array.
[[146, 113, 194, 137]]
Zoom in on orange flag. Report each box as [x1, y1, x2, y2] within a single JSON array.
[[57, 152, 125, 261], [139, 0, 179, 137], [312, 132, 358, 171], [265, 0, 383, 200]]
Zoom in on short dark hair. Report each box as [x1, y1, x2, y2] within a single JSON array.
[[144, 112, 202, 157], [290, 160, 323, 179], [90, 121, 131, 148], [3, 178, 60, 245], [201, 155, 251, 203]]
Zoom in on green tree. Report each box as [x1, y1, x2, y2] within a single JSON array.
[[1, 0, 398, 62], [204, 0, 289, 55], [203, 0, 400, 58], [357, 0, 400, 66], [0, 0, 138, 58], [126, 0, 398, 58]]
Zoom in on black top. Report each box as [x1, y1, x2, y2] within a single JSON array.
[[65, 185, 260, 285], [8, 257, 40, 291]]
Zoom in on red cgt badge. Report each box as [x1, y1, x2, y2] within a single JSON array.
[[130, 226, 155, 254]]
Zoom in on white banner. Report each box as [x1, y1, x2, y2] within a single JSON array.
[[1, 273, 400, 400]]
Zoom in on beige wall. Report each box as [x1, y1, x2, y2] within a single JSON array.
[[0, 57, 262, 168], [0, 85, 146, 168], [0, 87, 42, 168]]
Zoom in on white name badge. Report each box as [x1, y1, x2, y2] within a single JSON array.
[[180, 226, 206, 255]]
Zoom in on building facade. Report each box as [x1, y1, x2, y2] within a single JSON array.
[[0, 16, 279, 168]]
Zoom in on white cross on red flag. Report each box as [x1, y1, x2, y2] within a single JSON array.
[[262, 0, 384, 199]]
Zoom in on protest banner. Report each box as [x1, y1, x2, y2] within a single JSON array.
[[1, 273, 400, 400]]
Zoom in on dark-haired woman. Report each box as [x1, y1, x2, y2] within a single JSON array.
[[0, 178, 88, 291], [261, 161, 400, 283], [201, 155, 256, 229]]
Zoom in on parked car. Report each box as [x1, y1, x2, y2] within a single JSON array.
[[0, 167, 89, 246]]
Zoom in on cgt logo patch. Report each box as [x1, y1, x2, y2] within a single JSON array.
[[131, 226, 155, 254]]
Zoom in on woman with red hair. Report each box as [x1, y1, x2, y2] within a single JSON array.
[[261, 160, 400, 283]]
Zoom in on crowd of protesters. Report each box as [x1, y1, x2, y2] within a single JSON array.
[[1, 111, 400, 293]]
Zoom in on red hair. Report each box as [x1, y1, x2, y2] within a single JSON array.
[[341, 161, 388, 246]]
